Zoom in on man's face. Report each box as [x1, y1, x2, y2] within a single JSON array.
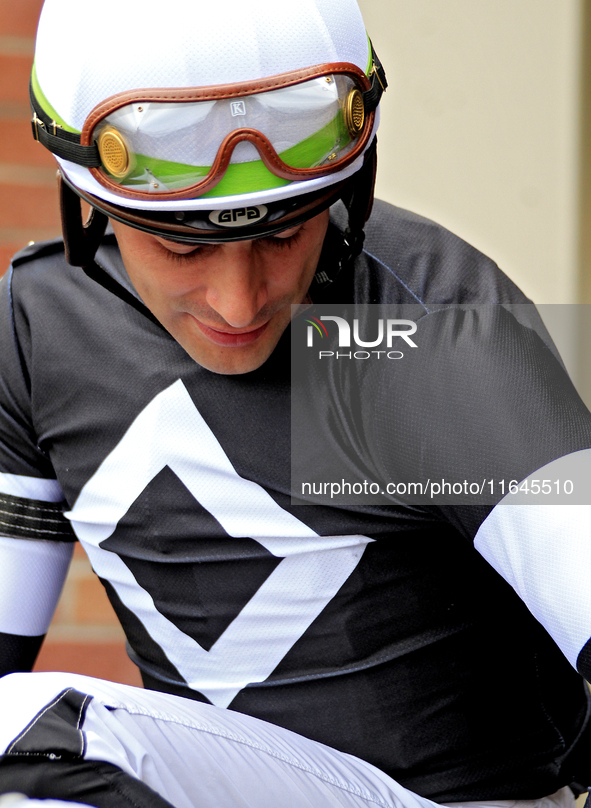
[[111, 210, 329, 374]]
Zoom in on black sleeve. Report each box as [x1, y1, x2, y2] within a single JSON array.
[[0, 633, 44, 677], [0, 265, 59, 481], [0, 263, 75, 675]]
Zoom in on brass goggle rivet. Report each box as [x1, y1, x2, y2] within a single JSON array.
[[344, 88, 365, 138], [97, 126, 130, 178]]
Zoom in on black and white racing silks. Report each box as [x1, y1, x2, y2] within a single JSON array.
[[0, 201, 590, 802]]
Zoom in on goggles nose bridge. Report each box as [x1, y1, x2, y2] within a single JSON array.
[[212, 126, 310, 184]]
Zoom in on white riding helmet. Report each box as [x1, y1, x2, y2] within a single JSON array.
[[30, 0, 386, 273]]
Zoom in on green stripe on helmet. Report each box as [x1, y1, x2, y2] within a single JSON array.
[[365, 34, 373, 76], [31, 63, 80, 133]]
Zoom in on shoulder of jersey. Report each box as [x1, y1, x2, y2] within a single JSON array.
[[363, 198, 531, 305], [9, 233, 119, 271], [365, 199, 485, 261], [10, 237, 68, 269]]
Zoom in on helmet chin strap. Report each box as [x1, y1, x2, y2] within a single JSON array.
[[310, 137, 378, 300], [58, 171, 166, 328], [339, 135, 378, 266], [58, 171, 108, 268]]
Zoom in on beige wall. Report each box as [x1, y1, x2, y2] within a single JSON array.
[[358, 0, 583, 303], [358, 0, 590, 398]]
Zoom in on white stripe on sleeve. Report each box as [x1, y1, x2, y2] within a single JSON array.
[[474, 448, 591, 668], [0, 472, 65, 502]]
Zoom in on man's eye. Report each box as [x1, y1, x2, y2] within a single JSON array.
[[162, 244, 216, 263], [263, 229, 303, 251]]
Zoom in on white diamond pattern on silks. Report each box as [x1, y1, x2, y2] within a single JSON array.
[[66, 379, 373, 708]]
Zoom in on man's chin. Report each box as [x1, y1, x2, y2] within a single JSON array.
[[175, 324, 283, 375]]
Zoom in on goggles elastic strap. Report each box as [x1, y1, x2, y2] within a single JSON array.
[[29, 81, 101, 168], [363, 45, 388, 110]]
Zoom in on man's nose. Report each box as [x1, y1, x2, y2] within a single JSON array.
[[204, 242, 268, 328]]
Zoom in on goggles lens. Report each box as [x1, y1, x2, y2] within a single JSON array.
[[92, 73, 367, 198]]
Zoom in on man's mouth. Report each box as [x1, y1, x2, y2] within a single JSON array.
[[192, 319, 270, 347]]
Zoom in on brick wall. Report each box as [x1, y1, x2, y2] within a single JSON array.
[[1, 2, 141, 686], [0, 0, 61, 274], [35, 544, 142, 686]]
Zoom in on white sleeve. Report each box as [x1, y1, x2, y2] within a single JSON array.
[[0, 535, 73, 636], [474, 447, 591, 673], [0, 472, 65, 502], [0, 473, 74, 637]]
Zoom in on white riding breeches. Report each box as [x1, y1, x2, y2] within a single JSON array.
[[0, 672, 578, 808]]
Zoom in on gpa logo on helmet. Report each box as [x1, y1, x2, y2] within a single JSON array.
[[209, 206, 268, 228]]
